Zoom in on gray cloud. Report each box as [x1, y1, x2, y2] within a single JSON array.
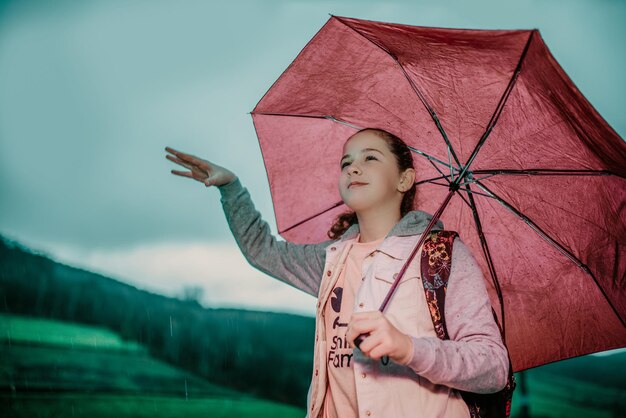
[[0, 0, 623, 310]]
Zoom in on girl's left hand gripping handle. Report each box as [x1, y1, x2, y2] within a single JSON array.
[[354, 332, 370, 349]]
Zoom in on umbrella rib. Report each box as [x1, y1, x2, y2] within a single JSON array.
[[474, 180, 626, 328], [416, 174, 473, 209], [426, 181, 455, 188], [280, 200, 345, 235], [251, 111, 325, 119], [323, 115, 363, 130], [416, 175, 447, 186], [331, 16, 463, 171], [475, 179, 592, 267], [426, 157, 452, 186], [251, 111, 364, 130], [396, 62, 462, 171], [408, 146, 462, 174], [472, 168, 622, 178], [410, 146, 472, 207], [458, 30, 536, 180], [459, 186, 497, 199], [454, 186, 473, 209], [463, 183, 507, 341]]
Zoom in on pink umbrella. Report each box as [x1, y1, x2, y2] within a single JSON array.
[[250, 15, 626, 372]]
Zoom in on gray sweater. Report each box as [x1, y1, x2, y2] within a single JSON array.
[[218, 177, 509, 393], [217, 177, 443, 296]]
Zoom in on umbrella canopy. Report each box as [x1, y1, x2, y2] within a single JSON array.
[[250, 15, 626, 372]]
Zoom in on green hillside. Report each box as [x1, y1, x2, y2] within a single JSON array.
[[0, 236, 315, 407], [0, 313, 305, 418], [511, 361, 626, 418], [1, 312, 145, 351]]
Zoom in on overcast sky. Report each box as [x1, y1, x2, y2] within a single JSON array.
[[1, 0, 624, 317]]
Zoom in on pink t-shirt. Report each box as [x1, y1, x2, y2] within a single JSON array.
[[322, 235, 384, 418]]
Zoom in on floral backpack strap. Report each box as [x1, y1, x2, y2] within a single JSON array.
[[420, 230, 516, 418], [419, 230, 457, 340]]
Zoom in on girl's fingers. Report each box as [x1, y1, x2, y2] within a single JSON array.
[[165, 147, 215, 182], [165, 146, 204, 166], [349, 314, 410, 362], [171, 169, 193, 178], [165, 146, 189, 159], [166, 154, 198, 171], [171, 169, 214, 187], [346, 320, 377, 348], [354, 332, 375, 352], [354, 327, 398, 360], [350, 311, 383, 323], [367, 343, 391, 361], [356, 333, 386, 359], [167, 154, 213, 182], [165, 146, 234, 187], [349, 317, 380, 335]]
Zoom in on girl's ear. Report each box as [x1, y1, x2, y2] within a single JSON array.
[[398, 168, 416, 192]]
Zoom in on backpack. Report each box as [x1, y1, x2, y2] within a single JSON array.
[[419, 230, 516, 418]]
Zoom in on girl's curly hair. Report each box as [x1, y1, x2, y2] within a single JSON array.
[[327, 128, 416, 240]]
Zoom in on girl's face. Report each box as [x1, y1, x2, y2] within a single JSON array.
[[338, 131, 409, 214]]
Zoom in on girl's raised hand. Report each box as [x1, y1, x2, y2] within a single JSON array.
[[165, 146, 237, 188], [346, 311, 414, 364]]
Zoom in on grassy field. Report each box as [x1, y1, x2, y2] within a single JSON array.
[[510, 368, 626, 418], [1, 394, 306, 418], [0, 313, 145, 351], [0, 313, 305, 418], [1, 313, 625, 418]]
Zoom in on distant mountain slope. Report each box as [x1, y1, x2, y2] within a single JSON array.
[[0, 235, 315, 408]]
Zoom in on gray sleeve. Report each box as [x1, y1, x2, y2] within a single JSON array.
[[217, 177, 332, 297]]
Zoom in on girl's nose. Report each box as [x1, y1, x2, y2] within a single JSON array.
[[349, 164, 361, 175]]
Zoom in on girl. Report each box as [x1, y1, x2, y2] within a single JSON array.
[[165, 128, 509, 418]]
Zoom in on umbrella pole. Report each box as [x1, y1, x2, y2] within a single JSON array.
[[354, 188, 456, 350], [378, 188, 456, 313]]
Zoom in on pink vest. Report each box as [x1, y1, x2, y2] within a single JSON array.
[[306, 232, 470, 418]]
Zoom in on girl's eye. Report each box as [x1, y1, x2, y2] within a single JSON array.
[[341, 155, 377, 169]]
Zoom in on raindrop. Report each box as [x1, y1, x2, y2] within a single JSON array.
[[185, 378, 188, 400], [170, 316, 173, 337]]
